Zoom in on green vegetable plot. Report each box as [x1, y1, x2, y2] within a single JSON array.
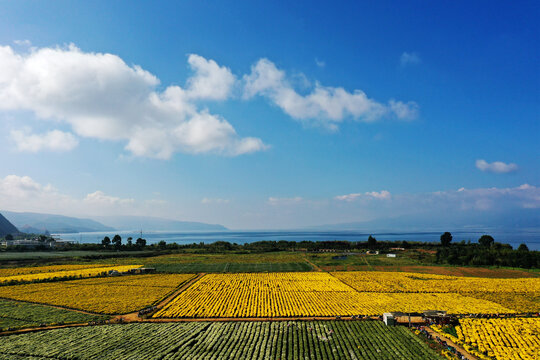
[[0, 321, 442, 359]]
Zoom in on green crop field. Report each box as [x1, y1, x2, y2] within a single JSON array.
[[151, 262, 312, 273], [0, 321, 443, 359], [0, 299, 106, 330]]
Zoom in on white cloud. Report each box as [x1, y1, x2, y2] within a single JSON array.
[[185, 54, 236, 100], [0, 44, 265, 159], [400, 52, 421, 66], [388, 100, 419, 120], [476, 159, 518, 174], [335, 190, 391, 202], [0, 175, 144, 216], [84, 190, 134, 205], [243, 59, 418, 128], [201, 197, 230, 204], [11, 128, 79, 152], [0, 175, 55, 198], [315, 58, 325, 68], [0, 175, 75, 213], [13, 39, 32, 47], [268, 196, 303, 206], [444, 184, 539, 210]]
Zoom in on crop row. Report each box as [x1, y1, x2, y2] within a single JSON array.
[[332, 271, 540, 294], [0, 264, 113, 277], [151, 262, 312, 273], [154, 272, 512, 318], [456, 317, 539, 360], [0, 321, 444, 360], [0, 299, 105, 330], [0, 274, 195, 314], [0, 265, 142, 284]]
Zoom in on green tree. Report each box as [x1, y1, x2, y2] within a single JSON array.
[[127, 237, 133, 246], [136, 238, 146, 247], [367, 235, 377, 249], [112, 234, 122, 248], [101, 236, 111, 247], [158, 240, 167, 249], [5, 234, 13, 240], [478, 235, 494, 247], [440, 232, 452, 246], [517, 243, 529, 252]]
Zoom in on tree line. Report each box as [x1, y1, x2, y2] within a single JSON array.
[[435, 232, 538, 268]]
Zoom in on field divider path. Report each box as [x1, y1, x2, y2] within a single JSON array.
[[116, 272, 206, 322], [424, 326, 478, 360], [0, 322, 90, 336], [302, 256, 323, 272]]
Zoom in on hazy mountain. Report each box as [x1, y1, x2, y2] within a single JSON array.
[[2, 211, 115, 234], [310, 208, 540, 233], [18, 225, 50, 235], [92, 215, 227, 232], [0, 212, 19, 237]]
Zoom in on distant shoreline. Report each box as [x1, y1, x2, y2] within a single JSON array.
[[55, 229, 540, 251]]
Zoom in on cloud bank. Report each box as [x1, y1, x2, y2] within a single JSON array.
[[476, 159, 518, 173], [335, 190, 391, 202], [1, 43, 419, 157], [11, 128, 79, 152], [0, 175, 538, 228], [243, 59, 418, 129], [0, 45, 265, 159]]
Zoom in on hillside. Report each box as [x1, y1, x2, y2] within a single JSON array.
[[92, 215, 227, 231], [1, 211, 114, 234], [0, 212, 19, 237]]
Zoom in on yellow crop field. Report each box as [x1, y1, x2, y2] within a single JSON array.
[[333, 271, 540, 313], [0, 265, 143, 283], [457, 318, 540, 360], [332, 271, 540, 294], [0, 264, 112, 277], [154, 272, 512, 318], [0, 274, 195, 314], [466, 291, 540, 313]]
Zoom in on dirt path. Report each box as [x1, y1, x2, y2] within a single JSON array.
[[0, 322, 90, 336], [303, 257, 323, 272], [424, 326, 478, 360], [115, 273, 205, 322], [361, 255, 374, 271]]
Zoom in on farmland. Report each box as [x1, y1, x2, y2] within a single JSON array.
[[0, 264, 114, 277], [152, 262, 312, 273], [456, 317, 540, 360], [0, 299, 105, 330], [433, 317, 540, 360], [332, 271, 540, 294], [154, 272, 513, 318], [0, 253, 537, 360], [0, 274, 195, 314], [0, 265, 142, 284], [0, 321, 444, 360]]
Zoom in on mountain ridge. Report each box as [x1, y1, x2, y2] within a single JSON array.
[[0, 212, 19, 237], [92, 215, 228, 232], [2, 211, 115, 234]]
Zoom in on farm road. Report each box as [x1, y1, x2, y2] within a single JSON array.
[[425, 326, 478, 360]]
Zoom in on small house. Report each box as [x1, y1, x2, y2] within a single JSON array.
[[383, 313, 395, 326]]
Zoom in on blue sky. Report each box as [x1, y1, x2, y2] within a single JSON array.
[[0, 1, 538, 229]]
